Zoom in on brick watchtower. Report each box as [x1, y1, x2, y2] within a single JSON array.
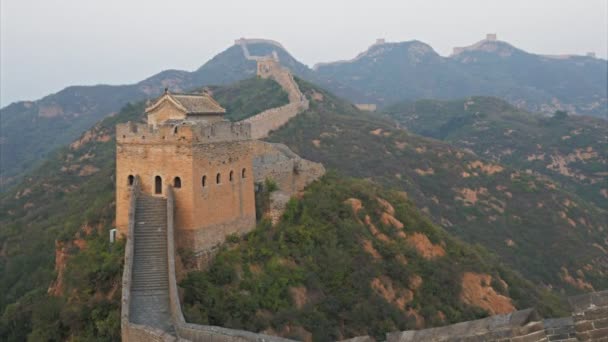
[[116, 90, 256, 254]]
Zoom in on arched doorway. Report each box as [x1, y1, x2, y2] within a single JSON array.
[[155, 176, 162, 194]]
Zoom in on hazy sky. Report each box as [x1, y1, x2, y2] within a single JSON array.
[[1, 0, 606, 107]]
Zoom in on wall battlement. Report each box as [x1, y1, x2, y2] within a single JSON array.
[[116, 120, 251, 145]]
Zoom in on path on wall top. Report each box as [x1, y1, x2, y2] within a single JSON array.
[[129, 194, 175, 334], [237, 40, 309, 139]]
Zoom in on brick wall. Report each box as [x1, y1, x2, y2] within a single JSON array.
[[544, 317, 577, 342], [386, 308, 548, 342], [569, 290, 608, 341], [244, 58, 309, 140]]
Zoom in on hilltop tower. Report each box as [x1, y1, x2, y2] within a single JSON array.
[[115, 91, 256, 254]]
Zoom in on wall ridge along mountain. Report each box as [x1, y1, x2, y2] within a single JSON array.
[[237, 39, 310, 139]]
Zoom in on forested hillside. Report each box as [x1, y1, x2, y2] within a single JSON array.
[[268, 80, 608, 291], [384, 97, 608, 209], [182, 174, 565, 340]]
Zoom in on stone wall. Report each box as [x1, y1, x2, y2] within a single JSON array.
[[380, 291, 608, 342], [386, 308, 548, 342], [121, 177, 177, 342], [116, 121, 251, 146], [121, 176, 138, 341], [543, 317, 577, 342], [245, 102, 306, 140], [355, 104, 377, 111], [252, 141, 325, 223], [243, 59, 309, 140], [252, 141, 325, 195], [569, 290, 608, 341]]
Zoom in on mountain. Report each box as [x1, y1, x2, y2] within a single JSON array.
[[181, 174, 564, 340], [384, 96, 608, 210], [314, 37, 608, 118], [0, 77, 567, 341], [267, 79, 608, 292], [0, 39, 312, 189], [4, 36, 604, 189]]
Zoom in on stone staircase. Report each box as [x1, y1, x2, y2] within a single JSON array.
[[129, 193, 175, 335]]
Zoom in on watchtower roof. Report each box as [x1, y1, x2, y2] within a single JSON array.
[[146, 90, 226, 115]]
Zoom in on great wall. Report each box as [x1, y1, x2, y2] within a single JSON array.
[[118, 38, 608, 341]]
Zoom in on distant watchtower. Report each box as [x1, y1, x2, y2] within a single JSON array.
[[115, 91, 256, 254]]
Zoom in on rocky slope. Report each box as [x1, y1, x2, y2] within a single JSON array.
[[181, 174, 564, 341]]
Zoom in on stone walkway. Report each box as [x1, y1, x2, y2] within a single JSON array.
[[129, 194, 175, 335]]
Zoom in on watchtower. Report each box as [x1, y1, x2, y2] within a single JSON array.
[[116, 91, 256, 254]]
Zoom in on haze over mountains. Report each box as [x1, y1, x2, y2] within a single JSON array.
[[1, 36, 606, 189], [1, 25, 608, 339]]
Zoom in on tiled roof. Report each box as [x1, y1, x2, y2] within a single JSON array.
[[146, 91, 226, 115], [171, 93, 226, 114]]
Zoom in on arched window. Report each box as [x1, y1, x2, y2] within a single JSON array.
[[202, 175, 207, 188], [229, 170, 234, 182], [174, 177, 181, 188], [128, 175, 134, 186], [216, 173, 221, 184], [155, 176, 162, 194], [242, 168, 247, 178]]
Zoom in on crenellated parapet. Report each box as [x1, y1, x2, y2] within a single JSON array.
[[116, 120, 251, 145]]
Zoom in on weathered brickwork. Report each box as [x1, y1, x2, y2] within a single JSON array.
[[252, 141, 325, 223], [569, 291, 608, 341], [383, 291, 608, 342], [386, 308, 548, 342], [252, 141, 325, 195], [244, 58, 309, 140], [544, 318, 577, 342], [116, 107, 255, 256]]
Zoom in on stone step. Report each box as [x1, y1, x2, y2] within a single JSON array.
[[133, 259, 167, 263], [131, 285, 169, 292], [134, 243, 166, 247], [132, 276, 168, 281], [135, 221, 166, 226], [132, 276, 168, 282], [134, 236, 166, 241], [133, 258, 167, 263], [134, 246, 167, 250], [132, 280, 168, 286], [133, 263, 167, 267], [130, 194, 174, 334], [134, 246, 166, 251], [135, 211, 166, 216]]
